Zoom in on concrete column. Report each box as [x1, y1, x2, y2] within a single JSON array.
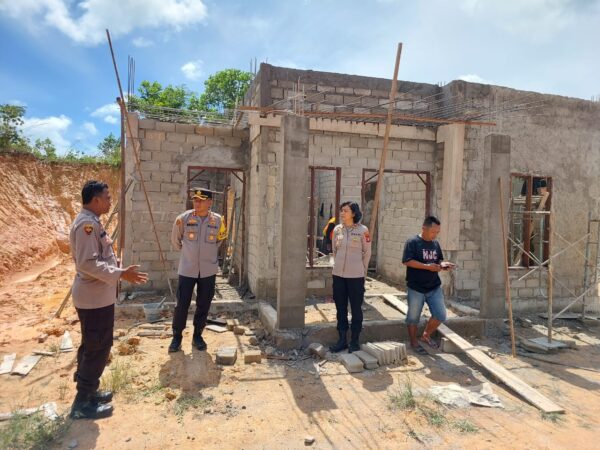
[[122, 112, 138, 267], [480, 134, 511, 319], [436, 123, 465, 251], [277, 115, 309, 329]]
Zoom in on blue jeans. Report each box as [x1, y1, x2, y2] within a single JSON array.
[[405, 286, 446, 325]]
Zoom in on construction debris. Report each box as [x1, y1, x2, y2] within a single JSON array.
[[0, 353, 16, 375], [60, 331, 74, 351], [11, 354, 42, 376], [0, 402, 58, 421], [361, 342, 406, 365], [352, 350, 379, 370], [206, 324, 228, 333], [216, 347, 237, 365], [307, 343, 327, 359], [428, 383, 504, 408], [243, 349, 262, 364], [339, 353, 364, 373]]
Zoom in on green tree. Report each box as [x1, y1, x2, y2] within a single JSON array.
[[97, 133, 121, 165], [33, 138, 57, 160], [192, 69, 253, 112], [132, 81, 190, 109], [0, 104, 28, 149]]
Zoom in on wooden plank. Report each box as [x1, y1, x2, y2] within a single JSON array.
[[438, 324, 564, 413], [0, 353, 16, 375], [383, 294, 564, 413], [11, 355, 42, 376]]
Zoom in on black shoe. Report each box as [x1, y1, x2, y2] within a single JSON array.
[[168, 335, 182, 353], [70, 400, 113, 420], [329, 330, 348, 353], [348, 331, 361, 353], [92, 390, 113, 404], [192, 334, 207, 351]]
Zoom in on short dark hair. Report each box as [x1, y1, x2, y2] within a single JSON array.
[[82, 180, 108, 205], [423, 215, 441, 227], [340, 201, 362, 223]]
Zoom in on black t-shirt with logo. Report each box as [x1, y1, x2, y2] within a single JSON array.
[[402, 234, 444, 293]]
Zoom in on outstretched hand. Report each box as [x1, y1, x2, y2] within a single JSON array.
[[121, 265, 149, 284]]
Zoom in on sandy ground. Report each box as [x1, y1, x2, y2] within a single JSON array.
[[2, 259, 600, 449]]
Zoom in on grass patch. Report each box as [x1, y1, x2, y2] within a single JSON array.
[[173, 393, 214, 421], [0, 411, 70, 450], [421, 408, 447, 428], [100, 359, 135, 394], [541, 412, 565, 424], [139, 380, 167, 398], [57, 380, 69, 401], [453, 419, 479, 433], [388, 377, 417, 411]]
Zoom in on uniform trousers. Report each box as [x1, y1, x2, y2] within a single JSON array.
[[172, 274, 216, 336], [332, 275, 365, 334], [74, 304, 114, 398]]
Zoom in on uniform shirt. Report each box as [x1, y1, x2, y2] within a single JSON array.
[[332, 223, 372, 278], [402, 234, 444, 293], [171, 210, 227, 279], [69, 208, 123, 309]]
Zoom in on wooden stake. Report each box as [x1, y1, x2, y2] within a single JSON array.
[[499, 178, 516, 357], [547, 212, 554, 343], [368, 43, 403, 236]]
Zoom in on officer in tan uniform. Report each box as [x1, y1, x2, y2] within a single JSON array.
[[169, 188, 227, 353], [329, 201, 372, 353], [69, 180, 148, 419]]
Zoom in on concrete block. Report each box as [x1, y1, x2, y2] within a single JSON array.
[[139, 119, 156, 129], [353, 350, 379, 369], [258, 302, 277, 333], [361, 343, 385, 365], [233, 325, 248, 335], [339, 353, 364, 373], [226, 319, 240, 331], [175, 123, 196, 133], [145, 130, 165, 141], [244, 349, 262, 364], [195, 126, 214, 136], [166, 132, 186, 143], [440, 337, 462, 354], [308, 343, 328, 359], [373, 343, 392, 364], [216, 347, 237, 365], [155, 122, 176, 132]]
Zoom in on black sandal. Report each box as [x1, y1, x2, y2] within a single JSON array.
[[411, 344, 428, 355]]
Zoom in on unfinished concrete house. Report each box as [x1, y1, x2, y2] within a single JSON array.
[[120, 63, 600, 338]]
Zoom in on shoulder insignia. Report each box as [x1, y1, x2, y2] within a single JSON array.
[[364, 231, 371, 243], [84, 224, 94, 235]]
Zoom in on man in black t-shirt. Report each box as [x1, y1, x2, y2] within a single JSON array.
[[402, 215, 455, 353]]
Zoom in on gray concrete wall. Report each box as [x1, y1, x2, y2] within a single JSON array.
[[446, 81, 600, 312], [123, 114, 249, 290]]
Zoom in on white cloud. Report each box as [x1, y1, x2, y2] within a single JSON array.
[[181, 60, 203, 80], [20, 114, 72, 153], [132, 36, 154, 47], [458, 74, 489, 84], [82, 122, 98, 135], [91, 102, 120, 124], [0, 0, 208, 45]]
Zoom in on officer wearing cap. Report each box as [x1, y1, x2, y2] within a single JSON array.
[[69, 180, 148, 419], [169, 187, 227, 353]]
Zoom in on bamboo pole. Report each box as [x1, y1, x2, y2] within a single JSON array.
[[499, 177, 516, 357], [368, 43, 403, 236], [547, 212, 554, 343]]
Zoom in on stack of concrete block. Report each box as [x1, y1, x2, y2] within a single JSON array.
[[339, 353, 364, 373], [360, 341, 407, 366], [352, 350, 379, 370]]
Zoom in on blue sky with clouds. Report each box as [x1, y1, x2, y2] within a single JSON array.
[[1, 0, 599, 154]]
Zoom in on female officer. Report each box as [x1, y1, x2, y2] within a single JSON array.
[[329, 201, 372, 353]]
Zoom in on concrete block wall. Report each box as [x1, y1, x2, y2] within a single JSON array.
[[377, 173, 427, 283], [446, 79, 600, 312], [315, 170, 337, 233], [124, 114, 249, 290]]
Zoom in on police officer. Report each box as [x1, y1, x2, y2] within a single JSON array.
[[169, 188, 227, 353], [69, 180, 148, 419], [330, 201, 372, 353]]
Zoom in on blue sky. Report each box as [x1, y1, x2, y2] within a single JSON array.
[[1, 0, 599, 154]]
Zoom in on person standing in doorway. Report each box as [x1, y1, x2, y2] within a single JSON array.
[[69, 180, 148, 419], [402, 215, 455, 353], [330, 201, 372, 353], [169, 188, 227, 353]]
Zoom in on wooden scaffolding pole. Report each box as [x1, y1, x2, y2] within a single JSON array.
[[368, 43, 403, 236], [499, 178, 516, 357]]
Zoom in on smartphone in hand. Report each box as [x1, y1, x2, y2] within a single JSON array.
[[440, 261, 456, 270]]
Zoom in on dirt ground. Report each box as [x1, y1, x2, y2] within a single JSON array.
[[2, 259, 600, 449]]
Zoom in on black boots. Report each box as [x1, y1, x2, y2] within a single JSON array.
[[168, 334, 182, 353], [348, 331, 361, 353], [70, 393, 113, 420], [329, 330, 348, 353], [192, 333, 207, 351], [93, 390, 113, 404]]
